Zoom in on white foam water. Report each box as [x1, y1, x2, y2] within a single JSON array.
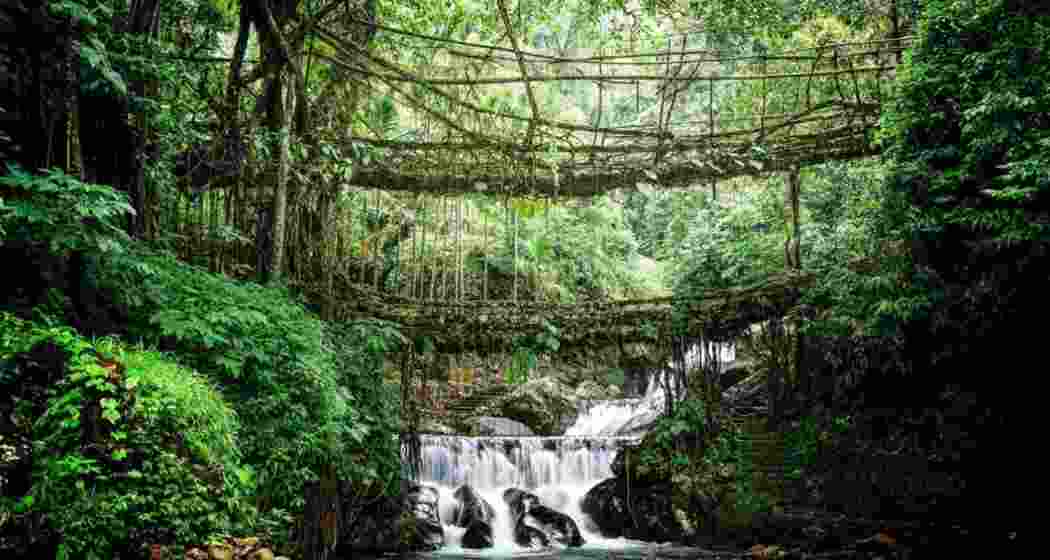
[[566, 342, 735, 437]]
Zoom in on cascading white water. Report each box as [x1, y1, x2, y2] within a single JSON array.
[[410, 435, 640, 555], [405, 341, 734, 555], [566, 342, 735, 436]]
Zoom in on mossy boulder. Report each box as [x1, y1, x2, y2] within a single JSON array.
[[477, 377, 574, 435], [574, 379, 608, 401]]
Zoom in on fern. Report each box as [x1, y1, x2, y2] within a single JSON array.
[[0, 164, 134, 256]]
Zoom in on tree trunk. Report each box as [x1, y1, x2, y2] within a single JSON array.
[[784, 165, 803, 416], [75, 0, 160, 238], [0, 2, 75, 174], [268, 71, 294, 283], [303, 466, 340, 560], [890, 0, 902, 64], [784, 165, 801, 271]]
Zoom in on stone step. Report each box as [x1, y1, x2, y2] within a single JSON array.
[[444, 385, 514, 415]]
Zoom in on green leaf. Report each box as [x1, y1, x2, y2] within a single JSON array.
[[14, 495, 34, 513]]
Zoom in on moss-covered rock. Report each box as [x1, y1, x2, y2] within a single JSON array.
[[574, 379, 608, 400], [476, 377, 574, 435]]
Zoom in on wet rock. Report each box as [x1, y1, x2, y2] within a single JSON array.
[[503, 487, 582, 547], [338, 493, 400, 551], [403, 484, 444, 550], [461, 519, 494, 549], [452, 484, 495, 527], [581, 478, 682, 542], [528, 504, 585, 547], [207, 543, 233, 560], [449, 484, 496, 549], [513, 521, 551, 548], [503, 488, 549, 549], [337, 482, 443, 553], [249, 548, 274, 560], [421, 419, 457, 434], [502, 488, 541, 521]]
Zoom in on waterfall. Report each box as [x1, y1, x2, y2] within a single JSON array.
[[408, 435, 640, 554], [566, 341, 735, 436], [403, 341, 734, 554]]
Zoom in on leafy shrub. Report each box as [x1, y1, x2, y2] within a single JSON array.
[[0, 164, 134, 256], [324, 319, 403, 494], [0, 312, 251, 559], [670, 190, 784, 301], [93, 246, 402, 514]]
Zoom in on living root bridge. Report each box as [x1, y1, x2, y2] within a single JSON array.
[[345, 127, 878, 198], [305, 271, 814, 354]]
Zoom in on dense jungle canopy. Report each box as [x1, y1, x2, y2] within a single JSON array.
[[0, 0, 1045, 558]]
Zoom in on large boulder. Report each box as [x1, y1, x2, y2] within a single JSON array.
[[513, 521, 550, 548], [502, 489, 549, 549], [528, 505, 585, 547], [451, 485, 495, 549], [477, 377, 575, 435], [338, 482, 444, 553], [403, 485, 445, 550], [476, 416, 535, 436], [502, 488, 541, 521], [451, 485, 495, 527], [581, 478, 682, 543], [503, 488, 584, 548], [574, 380, 608, 401], [461, 520, 494, 549]]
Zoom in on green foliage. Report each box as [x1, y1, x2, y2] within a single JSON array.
[[505, 318, 561, 384], [783, 414, 853, 479], [670, 189, 784, 301], [505, 347, 536, 385], [0, 164, 134, 256], [634, 398, 708, 475], [324, 319, 404, 495], [782, 416, 819, 480], [881, 0, 1050, 243], [0, 312, 250, 558], [93, 245, 401, 513], [513, 195, 654, 300]]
